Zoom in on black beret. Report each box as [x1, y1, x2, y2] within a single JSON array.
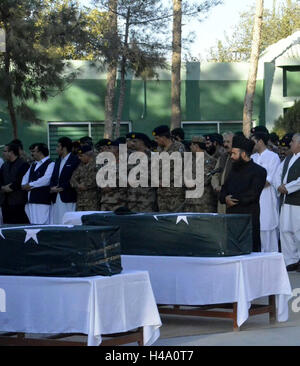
[[211, 133, 224, 145], [126, 132, 152, 147], [171, 128, 185, 140], [77, 145, 93, 154], [280, 133, 293, 147], [269, 132, 279, 143], [126, 132, 138, 139], [152, 125, 170, 137], [232, 135, 255, 154], [79, 136, 93, 144], [250, 126, 269, 135], [111, 137, 127, 146], [95, 139, 112, 147]]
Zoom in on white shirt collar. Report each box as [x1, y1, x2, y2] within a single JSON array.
[[258, 148, 268, 156], [61, 153, 71, 162]]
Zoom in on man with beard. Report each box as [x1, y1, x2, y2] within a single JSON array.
[[219, 135, 267, 252], [211, 132, 234, 214], [205, 134, 226, 160]]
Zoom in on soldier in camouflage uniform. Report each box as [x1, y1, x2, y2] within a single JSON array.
[[152, 125, 186, 212], [126, 132, 157, 212], [95, 139, 112, 153], [184, 136, 217, 213], [99, 138, 128, 211], [278, 133, 293, 161], [205, 134, 226, 160], [70, 145, 100, 211]]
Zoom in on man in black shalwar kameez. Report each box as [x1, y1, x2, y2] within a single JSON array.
[[219, 135, 267, 252]]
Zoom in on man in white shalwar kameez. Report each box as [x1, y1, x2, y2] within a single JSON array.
[[275, 133, 300, 271], [50, 137, 79, 224], [251, 132, 281, 252], [22, 144, 55, 225]]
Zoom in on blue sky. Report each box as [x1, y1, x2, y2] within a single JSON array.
[[183, 0, 276, 59], [80, 0, 277, 59]]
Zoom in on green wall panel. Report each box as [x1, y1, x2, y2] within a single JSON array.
[[0, 74, 265, 152]]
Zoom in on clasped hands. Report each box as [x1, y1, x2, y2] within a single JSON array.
[[50, 186, 64, 193], [277, 184, 288, 195], [22, 184, 33, 192]]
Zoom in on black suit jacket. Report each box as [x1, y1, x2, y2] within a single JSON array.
[[50, 153, 80, 203]]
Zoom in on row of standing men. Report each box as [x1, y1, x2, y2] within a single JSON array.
[[0, 125, 299, 270]]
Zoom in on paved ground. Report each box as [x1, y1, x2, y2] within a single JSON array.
[[151, 271, 300, 346]]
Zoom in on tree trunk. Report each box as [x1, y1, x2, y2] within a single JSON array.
[[104, 62, 117, 140], [115, 8, 130, 139], [4, 29, 18, 139], [104, 0, 118, 140], [170, 0, 182, 131], [243, 0, 264, 137]]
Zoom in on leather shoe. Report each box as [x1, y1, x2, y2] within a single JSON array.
[[286, 262, 300, 271], [296, 262, 300, 272]]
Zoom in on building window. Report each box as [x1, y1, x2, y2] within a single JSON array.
[[283, 66, 300, 98]]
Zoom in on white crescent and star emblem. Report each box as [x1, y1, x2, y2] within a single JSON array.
[[153, 215, 189, 225], [24, 229, 41, 244], [176, 216, 189, 225]]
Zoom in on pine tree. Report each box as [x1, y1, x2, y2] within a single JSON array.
[[0, 0, 86, 138]]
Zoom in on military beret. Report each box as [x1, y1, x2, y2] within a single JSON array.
[[79, 136, 93, 144], [126, 132, 152, 146], [171, 128, 185, 140], [77, 145, 93, 154], [126, 132, 137, 139], [211, 133, 224, 145], [250, 126, 269, 135], [191, 135, 206, 144], [152, 125, 170, 137], [280, 133, 293, 147], [269, 132, 279, 143], [95, 139, 112, 147], [232, 135, 255, 154], [111, 137, 127, 146]]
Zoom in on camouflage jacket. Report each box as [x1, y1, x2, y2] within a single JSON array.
[[70, 158, 100, 210], [184, 151, 217, 213]]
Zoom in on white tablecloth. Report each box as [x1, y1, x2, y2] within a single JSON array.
[[122, 253, 292, 327], [0, 270, 161, 346], [62, 211, 112, 225]]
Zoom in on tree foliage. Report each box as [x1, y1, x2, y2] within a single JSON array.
[[273, 99, 300, 136], [0, 0, 87, 138], [208, 0, 300, 62]]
